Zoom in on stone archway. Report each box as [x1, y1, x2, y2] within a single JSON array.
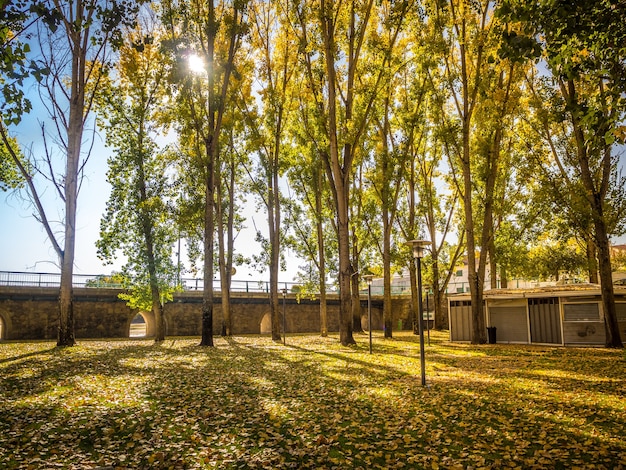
[[259, 312, 271, 334], [129, 313, 147, 337], [129, 310, 159, 338]]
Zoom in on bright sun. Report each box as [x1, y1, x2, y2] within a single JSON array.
[[188, 54, 205, 74]]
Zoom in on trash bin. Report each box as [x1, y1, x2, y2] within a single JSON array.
[[487, 326, 497, 344]]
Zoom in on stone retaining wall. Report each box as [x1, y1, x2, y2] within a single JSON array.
[[0, 286, 419, 340]]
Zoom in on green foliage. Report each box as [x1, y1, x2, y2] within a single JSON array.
[[96, 26, 179, 311], [84, 273, 126, 288], [0, 133, 25, 191], [525, 238, 587, 281], [118, 278, 177, 312], [0, 1, 37, 125], [1, 333, 625, 468]]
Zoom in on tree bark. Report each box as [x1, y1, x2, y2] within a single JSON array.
[[200, 139, 215, 346], [315, 171, 328, 337], [320, 0, 355, 346], [268, 171, 282, 342], [57, 7, 87, 347], [586, 237, 599, 284], [216, 153, 232, 337], [563, 78, 622, 348]]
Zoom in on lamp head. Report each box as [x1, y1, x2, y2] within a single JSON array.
[[363, 274, 374, 285], [406, 239, 430, 259]]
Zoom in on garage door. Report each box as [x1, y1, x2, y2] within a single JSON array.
[[489, 306, 529, 343], [449, 300, 472, 342], [528, 297, 562, 344]]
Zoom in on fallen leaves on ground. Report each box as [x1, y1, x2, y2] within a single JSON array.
[[1, 332, 625, 469]]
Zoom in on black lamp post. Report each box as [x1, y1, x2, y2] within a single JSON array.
[[406, 239, 430, 386], [426, 285, 431, 347], [364, 274, 374, 354], [282, 288, 287, 345]]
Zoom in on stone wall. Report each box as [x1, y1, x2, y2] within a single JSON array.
[[0, 286, 422, 340]]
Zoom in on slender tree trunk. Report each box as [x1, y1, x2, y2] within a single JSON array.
[[225, 156, 236, 335], [149, 283, 165, 342], [463, 142, 486, 343], [336, 184, 355, 345], [405, 153, 419, 335], [198, 0, 242, 346], [430, 260, 441, 330], [58, 176, 77, 346], [201, 140, 215, 346], [217, 167, 232, 337], [595, 218, 622, 347], [488, 236, 498, 289], [381, 116, 393, 337], [141, 213, 165, 342], [586, 237, 599, 284], [315, 173, 328, 336], [268, 170, 282, 341], [321, 0, 355, 345], [500, 265, 508, 289], [383, 207, 393, 338], [58, 22, 85, 347]]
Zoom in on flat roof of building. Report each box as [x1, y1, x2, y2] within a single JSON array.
[[449, 284, 626, 300]]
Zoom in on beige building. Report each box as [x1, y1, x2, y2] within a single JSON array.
[[448, 284, 626, 346]]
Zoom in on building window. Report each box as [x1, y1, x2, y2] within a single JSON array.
[[563, 303, 600, 322], [456, 269, 463, 277]]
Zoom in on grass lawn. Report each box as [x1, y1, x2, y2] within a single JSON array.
[[1, 331, 625, 469]]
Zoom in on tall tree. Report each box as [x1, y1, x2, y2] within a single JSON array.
[[215, 114, 248, 336], [293, 0, 386, 345], [366, 0, 422, 337], [96, 17, 177, 343], [436, 0, 516, 344], [242, 0, 297, 341], [2, 0, 139, 346], [163, 0, 247, 346], [286, 106, 335, 336], [499, 0, 626, 347]]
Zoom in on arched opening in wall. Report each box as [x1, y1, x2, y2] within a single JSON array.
[[260, 312, 271, 335], [129, 313, 147, 338], [0, 315, 5, 340]]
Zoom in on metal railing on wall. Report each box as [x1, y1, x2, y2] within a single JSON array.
[[1, 270, 509, 296], [0, 271, 302, 294]]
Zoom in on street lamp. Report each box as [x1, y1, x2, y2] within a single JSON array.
[[425, 285, 431, 347], [406, 239, 430, 386], [363, 274, 375, 354]]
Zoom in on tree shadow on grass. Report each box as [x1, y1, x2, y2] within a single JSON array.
[[0, 346, 57, 365], [2, 336, 625, 468]]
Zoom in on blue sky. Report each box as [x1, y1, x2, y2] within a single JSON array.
[[0, 97, 302, 281]]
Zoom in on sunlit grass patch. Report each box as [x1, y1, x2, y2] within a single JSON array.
[[1, 331, 625, 469]]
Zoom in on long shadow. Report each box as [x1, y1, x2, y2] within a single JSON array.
[[0, 346, 57, 365], [2, 335, 625, 468]]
